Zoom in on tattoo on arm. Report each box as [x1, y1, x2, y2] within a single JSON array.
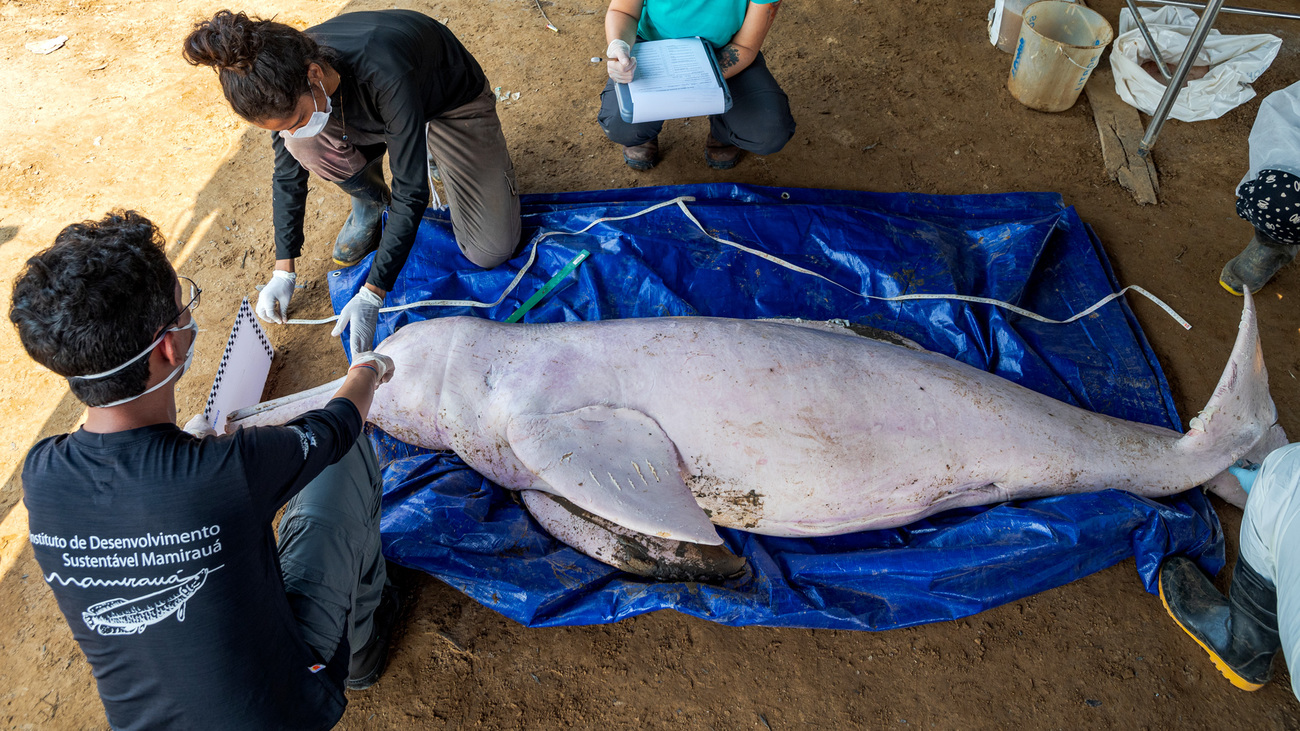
[[767, 0, 782, 23], [718, 45, 741, 71]]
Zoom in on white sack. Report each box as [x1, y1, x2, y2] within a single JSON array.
[[1110, 6, 1281, 122]]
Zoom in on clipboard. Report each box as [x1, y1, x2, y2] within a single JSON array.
[[615, 37, 733, 124]]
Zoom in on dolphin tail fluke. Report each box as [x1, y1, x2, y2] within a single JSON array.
[[1178, 288, 1277, 472], [226, 376, 347, 430]]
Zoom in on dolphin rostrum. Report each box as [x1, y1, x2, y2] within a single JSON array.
[[231, 291, 1277, 579]]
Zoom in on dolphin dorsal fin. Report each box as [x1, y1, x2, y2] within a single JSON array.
[[507, 406, 722, 546]]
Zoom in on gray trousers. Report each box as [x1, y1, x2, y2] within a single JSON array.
[[597, 51, 796, 155], [1238, 442, 1300, 699], [278, 434, 387, 666], [282, 83, 521, 268]]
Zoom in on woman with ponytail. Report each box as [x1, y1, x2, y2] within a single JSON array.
[[184, 10, 520, 355]]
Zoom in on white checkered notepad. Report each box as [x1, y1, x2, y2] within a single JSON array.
[[203, 298, 275, 434]]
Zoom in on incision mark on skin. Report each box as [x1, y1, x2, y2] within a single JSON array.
[[589, 470, 602, 487], [646, 461, 661, 482], [632, 462, 648, 485], [607, 472, 622, 490]]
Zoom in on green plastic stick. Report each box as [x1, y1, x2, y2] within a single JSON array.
[[505, 249, 590, 323]]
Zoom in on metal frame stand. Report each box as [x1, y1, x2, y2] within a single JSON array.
[[1139, 1, 1300, 22], [1132, 0, 1299, 154], [1125, 0, 1173, 83], [1136, 0, 1228, 155]]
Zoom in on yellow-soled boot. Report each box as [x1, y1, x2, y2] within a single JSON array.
[[1220, 232, 1299, 296], [1159, 556, 1280, 690]]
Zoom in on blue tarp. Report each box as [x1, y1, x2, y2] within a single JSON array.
[[329, 183, 1223, 630]]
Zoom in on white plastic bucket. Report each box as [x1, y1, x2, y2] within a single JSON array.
[[988, 0, 1080, 54], [1007, 1, 1114, 112]]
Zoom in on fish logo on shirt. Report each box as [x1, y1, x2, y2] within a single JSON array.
[[81, 566, 221, 636]]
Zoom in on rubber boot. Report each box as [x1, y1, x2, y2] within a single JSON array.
[[1159, 556, 1281, 690], [332, 156, 391, 267], [1219, 230, 1299, 296]]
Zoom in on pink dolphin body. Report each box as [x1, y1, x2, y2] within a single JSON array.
[[232, 291, 1277, 579]]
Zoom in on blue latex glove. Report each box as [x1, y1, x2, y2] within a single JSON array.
[[1229, 461, 1260, 495], [331, 287, 383, 355]]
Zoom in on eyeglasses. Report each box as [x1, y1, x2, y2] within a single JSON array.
[[166, 276, 202, 328]]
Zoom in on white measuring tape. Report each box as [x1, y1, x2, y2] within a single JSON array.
[[286, 195, 1190, 330]]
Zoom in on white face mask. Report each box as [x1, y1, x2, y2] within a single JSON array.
[[282, 80, 332, 140], [79, 319, 198, 409]]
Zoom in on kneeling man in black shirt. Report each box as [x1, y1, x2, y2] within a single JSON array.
[[11, 210, 401, 730]]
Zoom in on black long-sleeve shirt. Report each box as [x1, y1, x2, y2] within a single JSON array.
[[272, 10, 487, 291], [23, 400, 363, 730]]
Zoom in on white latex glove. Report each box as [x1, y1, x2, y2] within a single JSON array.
[[350, 351, 396, 387], [606, 39, 637, 84], [255, 270, 296, 324], [182, 412, 217, 438], [331, 287, 384, 355]]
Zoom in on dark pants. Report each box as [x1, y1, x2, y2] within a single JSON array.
[[282, 83, 521, 268], [597, 51, 796, 155], [278, 434, 387, 666]]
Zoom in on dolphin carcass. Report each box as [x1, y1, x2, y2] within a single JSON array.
[[231, 291, 1279, 580]]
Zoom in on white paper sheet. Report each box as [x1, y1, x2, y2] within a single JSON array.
[[203, 298, 274, 434], [626, 38, 726, 123]]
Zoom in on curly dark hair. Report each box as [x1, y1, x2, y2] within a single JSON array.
[[182, 10, 335, 123], [10, 211, 179, 407]]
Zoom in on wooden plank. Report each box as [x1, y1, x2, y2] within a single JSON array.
[[1085, 67, 1161, 205]]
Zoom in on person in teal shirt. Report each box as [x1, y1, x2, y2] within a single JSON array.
[[599, 0, 796, 171]]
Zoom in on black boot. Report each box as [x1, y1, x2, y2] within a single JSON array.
[[332, 156, 391, 267], [1219, 230, 1299, 296], [1158, 556, 1280, 690], [346, 584, 402, 691]]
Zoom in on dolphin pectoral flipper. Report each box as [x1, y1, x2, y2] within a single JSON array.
[[507, 406, 723, 546], [520, 490, 747, 581]]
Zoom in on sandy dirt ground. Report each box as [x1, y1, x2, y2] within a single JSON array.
[[2, 0, 1300, 727]]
